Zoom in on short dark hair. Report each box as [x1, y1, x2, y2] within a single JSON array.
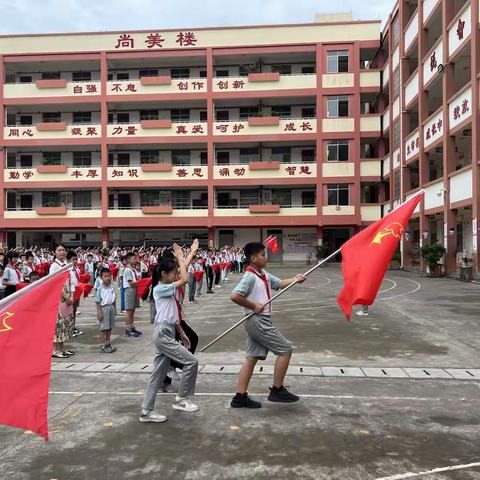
[[29, 271, 40, 280], [25, 251, 34, 260], [244, 242, 265, 263], [100, 268, 111, 276], [66, 251, 77, 260], [125, 252, 136, 261]]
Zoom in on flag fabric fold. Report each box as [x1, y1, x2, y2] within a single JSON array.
[[0, 266, 71, 441], [337, 193, 424, 321], [136, 277, 152, 299], [265, 235, 280, 254]]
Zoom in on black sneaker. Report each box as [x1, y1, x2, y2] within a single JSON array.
[[125, 329, 140, 337], [230, 393, 262, 408], [131, 326, 142, 336], [206, 290, 214, 294], [267, 386, 299, 403], [73, 328, 84, 336]]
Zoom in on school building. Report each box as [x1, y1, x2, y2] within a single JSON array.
[[0, 1, 479, 272]]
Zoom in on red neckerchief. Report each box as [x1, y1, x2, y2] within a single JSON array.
[[246, 266, 271, 312], [7, 265, 21, 282], [74, 267, 80, 281], [126, 265, 139, 280]]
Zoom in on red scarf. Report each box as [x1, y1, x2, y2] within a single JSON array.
[[6, 264, 21, 282]]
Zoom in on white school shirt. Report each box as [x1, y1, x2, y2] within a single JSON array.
[[84, 261, 95, 274], [232, 268, 281, 316], [22, 263, 34, 278], [49, 259, 68, 274], [70, 266, 80, 288], [95, 283, 116, 306], [153, 283, 178, 325], [3, 265, 22, 285], [123, 266, 139, 289]]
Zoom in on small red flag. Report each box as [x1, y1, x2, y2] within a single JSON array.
[[265, 235, 280, 254], [0, 267, 71, 441], [337, 193, 424, 320], [136, 277, 152, 299]]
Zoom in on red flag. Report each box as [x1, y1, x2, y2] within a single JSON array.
[[265, 235, 280, 254], [136, 277, 152, 299], [337, 193, 424, 321], [0, 267, 71, 441]]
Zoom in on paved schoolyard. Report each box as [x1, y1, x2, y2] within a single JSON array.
[[1, 263, 480, 480]]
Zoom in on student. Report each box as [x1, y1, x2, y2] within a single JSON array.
[[29, 271, 41, 283], [22, 251, 35, 279], [95, 268, 117, 353], [194, 257, 204, 296], [230, 241, 306, 408], [140, 243, 200, 423], [187, 257, 197, 303], [2, 251, 22, 297], [205, 251, 215, 294], [84, 253, 95, 285], [67, 250, 83, 338], [118, 256, 128, 313], [123, 252, 142, 337], [0, 266, 5, 300]]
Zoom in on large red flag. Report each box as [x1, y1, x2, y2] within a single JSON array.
[[337, 193, 424, 320], [0, 266, 70, 441]]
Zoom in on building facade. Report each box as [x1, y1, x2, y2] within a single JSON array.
[[0, 13, 384, 261], [380, 0, 480, 274]]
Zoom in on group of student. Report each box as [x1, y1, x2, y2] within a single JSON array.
[[0, 240, 308, 422]]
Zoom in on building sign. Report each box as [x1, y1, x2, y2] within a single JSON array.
[[405, 130, 420, 161], [214, 120, 315, 136], [448, 5, 471, 57], [108, 166, 207, 180], [114, 31, 199, 49], [423, 109, 443, 149], [5, 125, 101, 139], [5, 167, 100, 182], [107, 123, 207, 137], [449, 86, 472, 131], [423, 40, 443, 85], [108, 79, 206, 94], [284, 232, 316, 254]]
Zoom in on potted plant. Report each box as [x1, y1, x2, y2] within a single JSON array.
[[420, 242, 446, 277]]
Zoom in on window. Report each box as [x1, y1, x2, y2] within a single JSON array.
[[42, 191, 61, 207], [172, 149, 190, 166], [301, 149, 315, 163], [72, 111, 92, 124], [19, 75, 33, 83], [393, 171, 400, 199], [392, 16, 400, 48], [20, 155, 33, 168], [271, 105, 291, 118], [327, 184, 349, 205], [200, 151, 208, 166], [19, 115, 33, 126], [72, 151, 92, 167], [216, 69, 230, 77], [216, 110, 230, 121], [73, 191, 92, 209], [327, 140, 349, 161], [361, 183, 379, 203], [72, 71, 91, 82], [240, 189, 260, 207], [200, 111, 208, 122], [393, 68, 400, 99], [271, 64, 291, 75], [301, 65, 315, 74], [139, 69, 159, 78], [116, 113, 130, 123], [239, 106, 260, 119], [239, 65, 258, 77], [170, 109, 190, 122], [140, 150, 159, 164], [116, 72, 129, 80], [172, 191, 190, 209], [140, 110, 159, 121], [271, 147, 291, 163], [42, 152, 62, 166], [141, 191, 160, 207], [327, 50, 349, 73], [117, 153, 130, 166], [393, 120, 400, 149], [301, 190, 316, 206], [327, 96, 349, 117], [199, 70, 207, 78], [239, 147, 259, 164], [302, 107, 315, 118], [42, 72, 60, 80], [42, 112, 61, 123], [170, 68, 190, 79], [272, 189, 291, 206], [216, 151, 230, 165]]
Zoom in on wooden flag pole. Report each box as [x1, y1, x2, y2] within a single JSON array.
[[200, 248, 341, 352]]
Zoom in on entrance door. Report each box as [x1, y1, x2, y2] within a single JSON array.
[[266, 229, 283, 262], [218, 229, 234, 248], [323, 228, 351, 260]]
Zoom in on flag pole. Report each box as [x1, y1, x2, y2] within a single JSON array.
[[200, 248, 341, 352]]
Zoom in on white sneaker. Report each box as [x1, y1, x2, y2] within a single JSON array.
[[355, 310, 365, 316], [172, 397, 199, 412], [168, 368, 182, 381], [139, 410, 167, 423]]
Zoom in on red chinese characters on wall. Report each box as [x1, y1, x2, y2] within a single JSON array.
[[72, 84, 98, 94], [424, 117, 443, 144], [7, 126, 100, 139], [456, 18, 465, 41], [406, 134, 420, 158], [452, 98, 470, 122], [113, 32, 199, 50]]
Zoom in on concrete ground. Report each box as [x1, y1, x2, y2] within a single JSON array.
[[1, 263, 480, 480]]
